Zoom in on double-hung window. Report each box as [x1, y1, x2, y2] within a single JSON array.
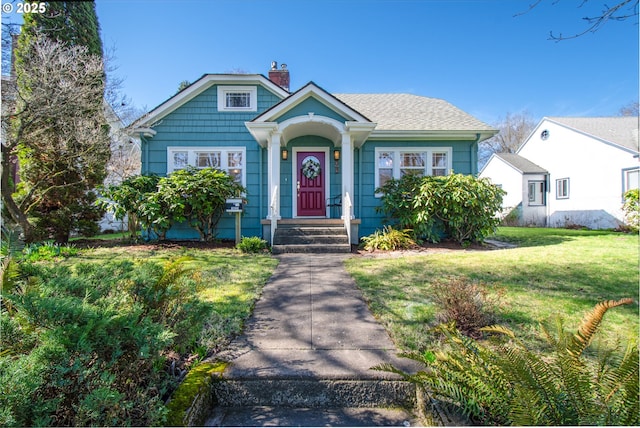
[[217, 86, 257, 112], [556, 178, 570, 199], [375, 147, 452, 195], [167, 147, 246, 186]]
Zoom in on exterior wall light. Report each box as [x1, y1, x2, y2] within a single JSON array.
[[281, 149, 288, 161], [334, 149, 340, 173]]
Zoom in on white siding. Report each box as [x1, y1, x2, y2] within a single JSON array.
[[518, 119, 638, 229]]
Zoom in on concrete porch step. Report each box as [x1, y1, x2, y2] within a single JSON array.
[[212, 378, 416, 408], [272, 223, 350, 253], [206, 405, 418, 427]]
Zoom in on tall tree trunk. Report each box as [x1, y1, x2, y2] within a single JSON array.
[[1, 145, 36, 242]]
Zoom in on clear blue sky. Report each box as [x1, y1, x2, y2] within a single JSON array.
[[5, 0, 640, 125]]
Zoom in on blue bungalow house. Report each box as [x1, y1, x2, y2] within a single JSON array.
[[131, 63, 496, 251]]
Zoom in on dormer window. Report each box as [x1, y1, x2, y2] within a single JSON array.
[[217, 86, 257, 112]]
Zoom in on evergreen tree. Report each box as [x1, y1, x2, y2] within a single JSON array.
[[20, 1, 102, 57], [4, 1, 109, 243]]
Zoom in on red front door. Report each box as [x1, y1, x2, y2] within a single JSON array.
[[297, 151, 325, 216]]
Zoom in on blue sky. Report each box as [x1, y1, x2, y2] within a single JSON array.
[[4, 0, 639, 125]]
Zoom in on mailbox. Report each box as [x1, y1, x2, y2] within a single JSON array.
[[225, 198, 243, 213]]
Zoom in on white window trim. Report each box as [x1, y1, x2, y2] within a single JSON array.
[[556, 177, 570, 199], [167, 146, 247, 186], [217, 86, 257, 112], [374, 147, 453, 196]]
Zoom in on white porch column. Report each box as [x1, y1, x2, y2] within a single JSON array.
[[267, 131, 282, 219], [341, 132, 354, 219]]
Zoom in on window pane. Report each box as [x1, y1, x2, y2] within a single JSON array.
[[400, 169, 424, 178], [196, 152, 220, 168], [627, 169, 639, 191], [228, 151, 243, 168], [173, 152, 188, 169], [432, 153, 447, 168], [379, 168, 393, 187], [400, 152, 425, 167], [228, 168, 242, 183], [378, 152, 393, 168], [226, 92, 251, 108]]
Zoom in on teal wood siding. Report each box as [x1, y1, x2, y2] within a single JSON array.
[[356, 140, 475, 237], [276, 98, 348, 123], [143, 84, 283, 240]]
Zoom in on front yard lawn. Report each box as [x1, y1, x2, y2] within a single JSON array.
[[345, 227, 639, 353]]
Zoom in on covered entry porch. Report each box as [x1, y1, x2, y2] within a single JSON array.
[[245, 83, 376, 246]]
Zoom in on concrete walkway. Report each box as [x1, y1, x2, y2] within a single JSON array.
[[208, 253, 421, 426]]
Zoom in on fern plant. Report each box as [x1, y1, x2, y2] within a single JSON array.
[[376, 298, 638, 426]]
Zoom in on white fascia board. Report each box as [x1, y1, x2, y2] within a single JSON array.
[[253, 82, 370, 124], [133, 74, 288, 129], [345, 121, 377, 147], [245, 122, 279, 148], [367, 130, 493, 141]]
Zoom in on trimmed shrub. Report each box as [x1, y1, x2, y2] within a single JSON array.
[[377, 173, 505, 245]]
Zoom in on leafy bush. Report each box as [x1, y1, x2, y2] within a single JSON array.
[[98, 175, 161, 239], [431, 277, 500, 339], [377, 173, 505, 245], [236, 236, 268, 253], [622, 188, 639, 230], [360, 226, 416, 251], [0, 257, 213, 427], [99, 168, 245, 241], [376, 298, 638, 426]]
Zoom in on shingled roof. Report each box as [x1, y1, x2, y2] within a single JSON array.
[[494, 153, 548, 174], [548, 116, 639, 153], [333, 93, 495, 133]]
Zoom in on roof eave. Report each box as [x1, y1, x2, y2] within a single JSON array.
[[131, 74, 289, 130], [367, 129, 497, 141]]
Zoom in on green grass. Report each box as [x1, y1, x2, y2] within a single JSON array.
[[345, 227, 639, 352]]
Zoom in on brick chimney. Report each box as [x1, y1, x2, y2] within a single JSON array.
[[268, 61, 290, 92]]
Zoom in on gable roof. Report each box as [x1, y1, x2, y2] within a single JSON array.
[[251, 81, 372, 124], [334, 93, 496, 140], [131, 74, 289, 131], [492, 152, 548, 174], [546, 116, 639, 153]]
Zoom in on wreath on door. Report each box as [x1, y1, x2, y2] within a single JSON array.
[[301, 156, 321, 180]]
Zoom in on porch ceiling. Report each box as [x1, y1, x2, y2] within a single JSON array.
[[281, 120, 341, 145]]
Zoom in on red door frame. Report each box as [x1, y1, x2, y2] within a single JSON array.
[[296, 151, 326, 217]]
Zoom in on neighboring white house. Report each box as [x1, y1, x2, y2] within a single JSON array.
[[480, 116, 639, 229], [98, 103, 141, 231]]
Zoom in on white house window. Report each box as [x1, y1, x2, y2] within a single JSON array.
[[528, 180, 546, 206], [432, 152, 448, 176], [217, 86, 257, 112], [624, 168, 639, 192], [167, 147, 246, 186], [556, 178, 570, 199], [375, 147, 452, 195]]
